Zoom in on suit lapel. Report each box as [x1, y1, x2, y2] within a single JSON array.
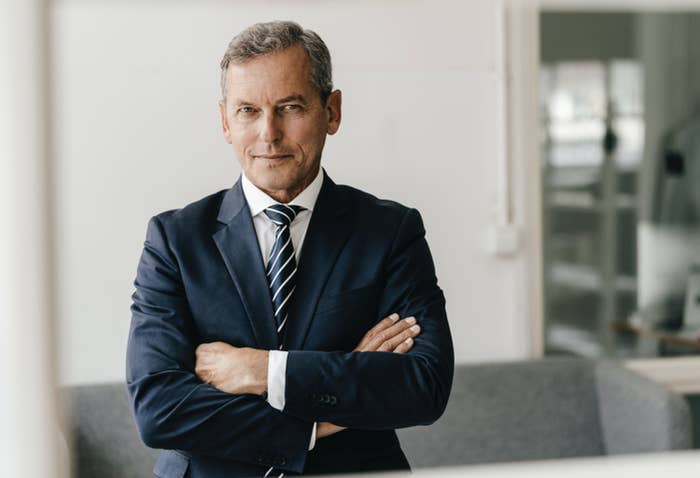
[[212, 178, 278, 350], [285, 173, 353, 350]]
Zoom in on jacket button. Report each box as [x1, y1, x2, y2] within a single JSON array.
[[277, 457, 287, 466], [330, 396, 337, 405]]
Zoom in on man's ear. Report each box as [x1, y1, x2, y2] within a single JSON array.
[[325, 90, 342, 135], [218, 100, 232, 144]]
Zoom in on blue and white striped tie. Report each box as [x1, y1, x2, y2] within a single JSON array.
[[264, 204, 304, 349]]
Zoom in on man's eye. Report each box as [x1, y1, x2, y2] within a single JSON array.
[[238, 107, 256, 114], [282, 104, 301, 111]]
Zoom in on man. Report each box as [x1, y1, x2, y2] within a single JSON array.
[[127, 20, 453, 478]]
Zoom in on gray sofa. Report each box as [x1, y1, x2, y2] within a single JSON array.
[[62, 359, 692, 477], [397, 359, 691, 468]]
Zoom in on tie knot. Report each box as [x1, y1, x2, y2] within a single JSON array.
[[264, 204, 304, 227]]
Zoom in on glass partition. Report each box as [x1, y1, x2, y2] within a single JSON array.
[[541, 11, 700, 359]]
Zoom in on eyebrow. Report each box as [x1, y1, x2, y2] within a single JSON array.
[[234, 94, 308, 107], [232, 94, 309, 108], [276, 94, 308, 105]]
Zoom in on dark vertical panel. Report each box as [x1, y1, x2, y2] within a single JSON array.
[[686, 395, 700, 448], [541, 12, 637, 62]]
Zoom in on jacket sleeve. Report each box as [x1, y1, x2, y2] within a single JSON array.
[[282, 208, 454, 429], [126, 216, 311, 473]]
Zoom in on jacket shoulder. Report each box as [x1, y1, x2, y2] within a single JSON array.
[[154, 189, 228, 224], [151, 188, 228, 231], [335, 183, 413, 220]]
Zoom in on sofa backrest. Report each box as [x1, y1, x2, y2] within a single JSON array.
[[398, 358, 605, 468], [397, 358, 692, 469], [62, 383, 158, 478], [62, 359, 691, 476]]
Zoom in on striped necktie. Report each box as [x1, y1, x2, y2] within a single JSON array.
[[264, 204, 304, 348]]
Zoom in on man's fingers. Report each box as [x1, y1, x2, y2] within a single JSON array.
[[368, 317, 416, 350], [355, 313, 399, 350], [367, 316, 417, 351], [393, 337, 414, 354], [354, 314, 422, 353], [365, 313, 399, 339], [195, 342, 218, 357], [194, 363, 210, 383], [377, 323, 420, 352]]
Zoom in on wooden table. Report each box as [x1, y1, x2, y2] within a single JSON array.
[[623, 307, 700, 355]]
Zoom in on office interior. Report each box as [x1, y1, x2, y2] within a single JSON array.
[[2, 1, 700, 476], [540, 8, 700, 447]]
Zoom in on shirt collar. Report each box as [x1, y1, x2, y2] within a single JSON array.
[[241, 167, 324, 217]]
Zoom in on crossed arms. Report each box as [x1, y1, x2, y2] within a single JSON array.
[[126, 207, 454, 473], [194, 312, 424, 439]]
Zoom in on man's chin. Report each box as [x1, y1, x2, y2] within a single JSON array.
[[248, 172, 295, 194]]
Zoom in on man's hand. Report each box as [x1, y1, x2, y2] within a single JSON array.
[[317, 313, 421, 439], [354, 313, 421, 353], [195, 342, 268, 396]]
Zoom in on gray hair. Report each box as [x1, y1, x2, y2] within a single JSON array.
[[220, 21, 333, 103]]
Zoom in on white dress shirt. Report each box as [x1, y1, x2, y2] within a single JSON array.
[[240, 167, 324, 451]]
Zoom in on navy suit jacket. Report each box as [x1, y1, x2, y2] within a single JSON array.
[[126, 171, 454, 477]]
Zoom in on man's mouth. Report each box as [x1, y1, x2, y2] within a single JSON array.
[[253, 154, 293, 159]]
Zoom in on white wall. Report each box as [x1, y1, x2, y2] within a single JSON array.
[[52, 0, 532, 385]]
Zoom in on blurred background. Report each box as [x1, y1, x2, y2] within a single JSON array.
[[540, 10, 700, 360], [3, 1, 700, 477]]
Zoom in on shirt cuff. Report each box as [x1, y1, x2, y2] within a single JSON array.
[[308, 422, 317, 450], [266, 350, 287, 411]]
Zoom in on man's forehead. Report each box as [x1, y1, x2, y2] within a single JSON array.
[[224, 49, 316, 104], [226, 75, 315, 105], [226, 46, 310, 82]]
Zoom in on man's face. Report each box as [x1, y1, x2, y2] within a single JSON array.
[[219, 45, 341, 201]]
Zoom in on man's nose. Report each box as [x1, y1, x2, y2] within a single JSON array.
[[259, 113, 282, 143]]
